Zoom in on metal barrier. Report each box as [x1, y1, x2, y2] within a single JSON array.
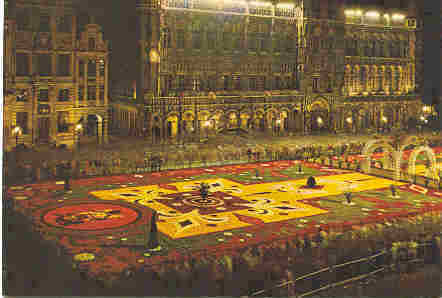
[[250, 242, 436, 297]]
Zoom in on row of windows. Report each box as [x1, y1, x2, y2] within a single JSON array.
[[172, 63, 297, 73], [172, 31, 296, 52], [15, 87, 104, 102], [16, 9, 72, 33], [167, 76, 299, 91], [16, 54, 105, 77], [164, 0, 299, 18], [345, 40, 409, 58], [14, 111, 73, 134]]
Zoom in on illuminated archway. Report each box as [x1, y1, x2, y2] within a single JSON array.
[[408, 146, 437, 181]]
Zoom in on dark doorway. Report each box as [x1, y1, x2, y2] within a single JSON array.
[[38, 117, 50, 143]]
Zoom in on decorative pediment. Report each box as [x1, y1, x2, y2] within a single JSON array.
[[78, 23, 108, 51]]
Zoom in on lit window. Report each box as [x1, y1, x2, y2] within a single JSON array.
[[313, 77, 319, 91]]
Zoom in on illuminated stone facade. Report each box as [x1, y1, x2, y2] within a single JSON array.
[[3, 0, 109, 151], [115, 0, 421, 142]]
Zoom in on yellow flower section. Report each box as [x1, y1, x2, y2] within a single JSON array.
[[90, 174, 404, 239]]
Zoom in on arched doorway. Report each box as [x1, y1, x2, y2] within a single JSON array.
[[84, 114, 103, 144], [408, 146, 437, 181], [309, 100, 329, 134], [361, 140, 395, 174], [166, 114, 178, 138]]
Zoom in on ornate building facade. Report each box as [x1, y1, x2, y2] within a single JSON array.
[[3, 0, 109, 151], [113, 0, 422, 142]]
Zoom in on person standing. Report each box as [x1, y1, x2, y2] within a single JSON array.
[[64, 161, 72, 191]]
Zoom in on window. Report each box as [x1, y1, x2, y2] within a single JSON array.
[[207, 31, 216, 50], [223, 32, 231, 50], [208, 76, 216, 90], [16, 9, 31, 30], [39, 89, 49, 102], [223, 76, 230, 90], [57, 112, 69, 133], [99, 86, 105, 101], [178, 75, 185, 90], [78, 87, 84, 101], [274, 77, 281, 89], [234, 36, 242, 50], [89, 38, 96, 50], [58, 89, 70, 101], [249, 77, 257, 90], [38, 54, 52, 76], [16, 53, 29, 76], [88, 61, 96, 77], [192, 78, 201, 91], [79, 61, 85, 77], [192, 26, 201, 49], [313, 77, 319, 91], [285, 37, 294, 52], [312, 0, 320, 18], [248, 34, 257, 51], [99, 59, 105, 76], [88, 86, 96, 100], [16, 112, 29, 134], [39, 15, 51, 32], [16, 89, 28, 102], [57, 54, 70, 76], [234, 76, 241, 90], [57, 15, 71, 33], [177, 30, 185, 48]]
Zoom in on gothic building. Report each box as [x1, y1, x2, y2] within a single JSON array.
[[110, 0, 422, 142], [3, 0, 109, 151]]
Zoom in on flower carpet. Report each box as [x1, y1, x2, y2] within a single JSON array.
[[6, 159, 442, 286]]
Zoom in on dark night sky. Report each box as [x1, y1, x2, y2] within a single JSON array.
[[78, 0, 138, 84]]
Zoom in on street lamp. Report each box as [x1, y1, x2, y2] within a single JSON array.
[[203, 120, 210, 139], [75, 124, 83, 150], [12, 126, 22, 148]]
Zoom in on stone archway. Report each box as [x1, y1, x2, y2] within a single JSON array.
[[166, 114, 179, 138], [361, 140, 395, 174], [408, 146, 437, 180]]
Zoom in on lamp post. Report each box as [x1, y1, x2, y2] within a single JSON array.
[[12, 126, 22, 148], [75, 124, 83, 150]]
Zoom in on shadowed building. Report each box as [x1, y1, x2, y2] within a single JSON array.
[[3, 0, 109, 151]]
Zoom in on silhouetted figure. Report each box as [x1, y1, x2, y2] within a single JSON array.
[[200, 182, 210, 199], [345, 192, 352, 204], [298, 163, 303, 173], [148, 210, 160, 250], [63, 162, 72, 191], [306, 176, 316, 188], [390, 184, 397, 197]]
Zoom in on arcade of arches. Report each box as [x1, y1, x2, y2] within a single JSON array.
[[110, 99, 420, 140]]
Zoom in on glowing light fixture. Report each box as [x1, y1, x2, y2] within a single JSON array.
[[420, 116, 426, 121], [75, 124, 83, 131], [346, 117, 353, 124], [317, 117, 323, 125], [354, 10, 362, 16], [345, 10, 354, 16], [381, 116, 388, 123], [422, 105, 431, 113], [384, 13, 390, 19], [392, 13, 405, 20], [249, 1, 272, 7], [277, 3, 294, 9], [365, 11, 380, 18]]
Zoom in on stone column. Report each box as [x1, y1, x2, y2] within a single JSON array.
[[104, 58, 109, 106], [96, 59, 100, 106], [84, 60, 88, 101]]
